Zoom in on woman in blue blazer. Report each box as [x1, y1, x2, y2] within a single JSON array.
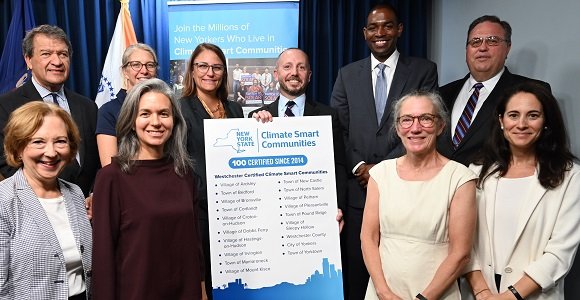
[[0, 102, 92, 300], [466, 82, 580, 300]]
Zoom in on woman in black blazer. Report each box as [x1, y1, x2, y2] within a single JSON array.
[[179, 43, 243, 299]]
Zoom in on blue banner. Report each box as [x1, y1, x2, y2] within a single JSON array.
[[168, 2, 299, 60], [0, 0, 35, 94]]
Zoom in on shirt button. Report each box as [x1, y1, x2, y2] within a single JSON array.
[[505, 267, 513, 273]]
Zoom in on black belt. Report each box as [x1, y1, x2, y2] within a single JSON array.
[[69, 291, 86, 300]]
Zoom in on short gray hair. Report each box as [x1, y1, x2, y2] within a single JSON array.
[[122, 43, 158, 67], [22, 24, 73, 58], [116, 78, 192, 176], [391, 90, 449, 133]]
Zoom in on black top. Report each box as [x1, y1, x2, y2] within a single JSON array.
[[179, 95, 244, 220]]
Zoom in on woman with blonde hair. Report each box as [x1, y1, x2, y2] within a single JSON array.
[[0, 102, 92, 299]]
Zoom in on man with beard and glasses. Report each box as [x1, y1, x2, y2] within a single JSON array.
[[330, 3, 438, 299], [249, 47, 348, 222]]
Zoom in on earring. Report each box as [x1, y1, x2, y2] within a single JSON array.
[[500, 125, 504, 130], [544, 126, 548, 130]]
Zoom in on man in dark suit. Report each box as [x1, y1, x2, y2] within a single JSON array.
[[330, 4, 438, 299], [0, 24, 99, 196], [249, 48, 348, 213], [438, 15, 550, 166]]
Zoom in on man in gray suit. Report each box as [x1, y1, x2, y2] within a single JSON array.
[[0, 25, 99, 196], [330, 4, 438, 299]]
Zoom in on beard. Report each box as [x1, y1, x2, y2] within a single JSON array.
[[279, 76, 307, 97]]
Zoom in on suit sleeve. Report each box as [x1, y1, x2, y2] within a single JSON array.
[[419, 61, 439, 92], [330, 110, 348, 210], [330, 68, 362, 172], [91, 167, 121, 300], [524, 167, 580, 290]]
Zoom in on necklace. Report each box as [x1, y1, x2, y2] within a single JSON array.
[[209, 101, 221, 113], [199, 96, 226, 119]]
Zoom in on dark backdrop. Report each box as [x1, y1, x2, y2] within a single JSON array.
[[1, 0, 430, 104], [2, 1, 579, 299]]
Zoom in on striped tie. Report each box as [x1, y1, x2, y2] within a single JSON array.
[[453, 83, 484, 148], [284, 101, 296, 117]]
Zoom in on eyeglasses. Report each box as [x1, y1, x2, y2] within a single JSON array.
[[193, 62, 225, 75], [467, 36, 508, 48], [125, 61, 158, 72], [397, 114, 439, 129]]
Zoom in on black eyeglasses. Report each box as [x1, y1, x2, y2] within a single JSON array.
[[397, 114, 439, 129], [193, 62, 225, 74], [467, 36, 508, 48], [125, 61, 158, 72]]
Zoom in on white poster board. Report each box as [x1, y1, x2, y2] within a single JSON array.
[[204, 116, 343, 300]]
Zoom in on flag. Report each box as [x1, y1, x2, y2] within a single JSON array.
[[0, 0, 35, 94], [95, 0, 137, 107]]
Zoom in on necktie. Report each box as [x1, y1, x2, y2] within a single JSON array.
[[375, 63, 387, 124], [453, 83, 484, 148], [284, 101, 295, 117], [51, 93, 60, 106]]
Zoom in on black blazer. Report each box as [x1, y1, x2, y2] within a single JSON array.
[[180, 95, 244, 220], [248, 98, 348, 210], [438, 68, 551, 166], [0, 80, 100, 196], [331, 55, 439, 209]]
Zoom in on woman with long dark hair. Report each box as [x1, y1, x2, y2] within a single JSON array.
[[465, 82, 580, 300]]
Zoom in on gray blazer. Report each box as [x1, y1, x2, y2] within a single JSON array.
[[0, 169, 92, 300], [331, 55, 439, 209]]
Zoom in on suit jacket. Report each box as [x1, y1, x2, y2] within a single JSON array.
[[438, 68, 551, 166], [467, 164, 580, 300], [0, 169, 93, 300], [0, 80, 100, 196], [331, 55, 438, 209], [248, 98, 348, 210], [180, 95, 244, 220]]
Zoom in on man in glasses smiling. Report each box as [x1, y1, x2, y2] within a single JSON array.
[[438, 15, 550, 167]]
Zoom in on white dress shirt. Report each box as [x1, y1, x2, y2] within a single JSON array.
[[450, 68, 504, 135], [278, 94, 306, 117]]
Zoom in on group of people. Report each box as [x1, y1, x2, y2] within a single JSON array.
[[0, 3, 578, 300], [334, 4, 580, 300], [232, 64, 279, 105]]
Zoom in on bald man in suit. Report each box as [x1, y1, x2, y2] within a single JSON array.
[[250, 48, 347, 212]]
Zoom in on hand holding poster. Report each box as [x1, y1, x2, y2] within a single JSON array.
[[204, 116, 344, 300]]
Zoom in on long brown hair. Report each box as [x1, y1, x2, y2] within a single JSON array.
[[181, 43, 229, 101]]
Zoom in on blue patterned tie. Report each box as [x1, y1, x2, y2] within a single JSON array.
[[375, 63, 387, 124], [453, 83, 484, 148], [284, 101, 295, 117]]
